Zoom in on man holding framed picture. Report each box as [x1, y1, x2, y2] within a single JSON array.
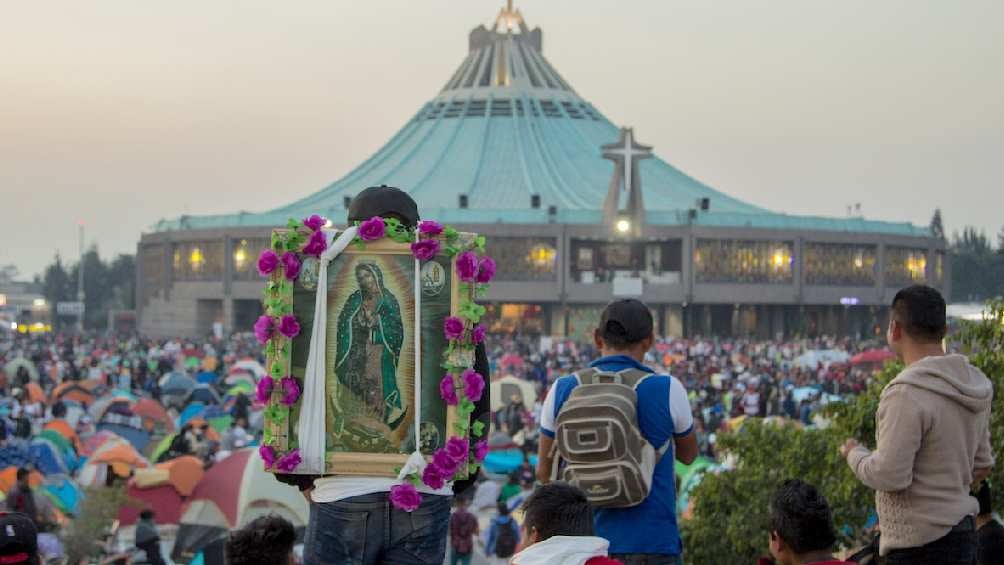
[[277, 185, 492, 565]]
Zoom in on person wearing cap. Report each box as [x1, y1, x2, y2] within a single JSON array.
[[536, 299, 697, 565], [0, 512, 41, 565], [278, 185, 492, 565]]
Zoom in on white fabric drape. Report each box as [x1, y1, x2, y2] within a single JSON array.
[[297, 227, 358, 473]]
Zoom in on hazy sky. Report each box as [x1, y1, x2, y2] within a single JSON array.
[[3, 0, 1002, 278]]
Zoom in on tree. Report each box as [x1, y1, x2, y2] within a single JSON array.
[[682, 300, 1004, 563], [950, 227, 1004, 302], [107, 254, 136, 310], [38, 248, 136, 330], [42, 254, 73, 328], [997, 225, 1004, 253], [929, 208, 945, 240]]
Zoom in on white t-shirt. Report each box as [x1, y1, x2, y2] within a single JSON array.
[[311, 476, 453, 504]]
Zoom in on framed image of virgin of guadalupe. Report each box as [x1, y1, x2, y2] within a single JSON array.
[[261, 228, 477, 478]]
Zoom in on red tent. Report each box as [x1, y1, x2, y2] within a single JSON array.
[[118, 482, 184, 526], [850, 349, 896, 366]]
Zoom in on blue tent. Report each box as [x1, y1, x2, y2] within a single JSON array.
[[28, 439, 70, 476], [0, 442, 31, 470], [41, 478, 83, 515], [186, 384, 222, 406], [96, 422, 151, 452], [196, 371, 218, 384], [177, 402, 207, 429]]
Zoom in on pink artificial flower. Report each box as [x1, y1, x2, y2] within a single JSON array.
[[462, 369, 485, 402], [471, 325, 486, 345], [389, 483, 422, 512], [280, 252, 301, 281], [439, 374, 459, 406], [432, 448, 461, 476], [302, 230, 327, 257], [410, 239, 440, 261], [421, 463, 447, 490], [280, 376, 300, 406], [474, 440, 488, 462], [255, 376, 274, 404], [257, 249, 279, 276], [278, 315, 300, 339], [303, 214, 326, 231], [455, 251, 479, 282], [253, 315, 275, 344], [358, 217, 387, 241], [475, 256, 496, 284], [445, 437, 469, 462], [276, 449, 302, 472], [259, 445, 277, 469], [443, 317, 465, 341], [417, 220, 444, 236]]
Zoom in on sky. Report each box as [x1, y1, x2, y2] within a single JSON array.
[[2, 0, 1003, 279]]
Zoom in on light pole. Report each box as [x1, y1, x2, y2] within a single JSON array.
[[77, 220, 85, 333]]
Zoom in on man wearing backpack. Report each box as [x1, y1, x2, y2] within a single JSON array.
[[486, 501, 521, 564], [537, 299, 698, 565]]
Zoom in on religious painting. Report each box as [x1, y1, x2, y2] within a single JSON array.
[[269, 237, 467, 476]]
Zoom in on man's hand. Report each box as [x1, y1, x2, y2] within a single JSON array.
[[839, 438, 861, 459]]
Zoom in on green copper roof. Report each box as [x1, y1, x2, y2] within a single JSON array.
[[153, 9, 928, 239]]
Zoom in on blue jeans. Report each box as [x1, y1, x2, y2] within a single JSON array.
[[304, 492, 451, 565]]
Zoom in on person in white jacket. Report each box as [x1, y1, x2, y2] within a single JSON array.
[[510, 483, 622, 565]]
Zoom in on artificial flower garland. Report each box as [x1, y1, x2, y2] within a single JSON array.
[[255, 214, 493, 510]]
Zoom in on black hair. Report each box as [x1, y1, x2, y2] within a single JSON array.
[[521, 483, 594, 542], [600, 320, 635, 348], [496, 501, 510, 517], [16, 468, 30, 481], [51, 401, 67, 418], [225, 514, 296, 565], [768, 479, 837, 554], [140, 509, 155, 520], [891, 285, 947, 343]]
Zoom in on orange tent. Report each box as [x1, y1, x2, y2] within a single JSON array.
[[25, 383, 46, 404], [132, 398, 175, 433], [0, 467, 43, 493], [50, 382, 95, 405], [91, 444, 149, 477], [43, 420, 83, 453], [157, 456, 204, 497]]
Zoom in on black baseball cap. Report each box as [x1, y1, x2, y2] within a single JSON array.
[[347, 185, 420, 228], [0, 513, 38, 564], [599, 299, 654, 345]]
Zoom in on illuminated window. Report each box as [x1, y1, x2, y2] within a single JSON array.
[[233, 240, 250, 272], [804, 243, 877, 286], [233, 238, 271, 281], [885, 247, 928, 286], [695, 240, 794, 284], [173, 242, 224, 280], [484, 237, 558, 282]]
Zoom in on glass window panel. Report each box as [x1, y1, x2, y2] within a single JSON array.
[[484, 237, 558, 282], [232, 238, 273, 281], [804, 243, 877, 286], [140, 244, 165, 304], [695, 239, 794, 284], [172, 241, 224, 281], [885, 246, 928, 286]]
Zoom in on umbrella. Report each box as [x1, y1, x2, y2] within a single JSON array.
[[3, 358, 39, 383], [851, 349, 896, 366], [172, 448, 309, 562], [159, 372, 196, 395], [50, 382, 95, 406]]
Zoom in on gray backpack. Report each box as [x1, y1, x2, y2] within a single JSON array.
[[551, 367, 669, 508]]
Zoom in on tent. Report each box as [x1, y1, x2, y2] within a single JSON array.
[[150, 434, 176, 463], [50, 383, 96, 406], [35, 430, 78, 473], [0, 467, 43, 493], [25, 383, 46, 405], [171, 449, 309, 562], [134, 455, 204, 498], [229, 360, 265, 379], [96, 422, 151, 453], [81, 430, 126, 457], [89, 396, 135, 423], [186, 384, 222, 406], [118, 482, 185, 526], [132, 398, 175, 433], [196, 371, 218, 385], [159, 372, 196, 395], [78, 442, 149, 487], [43, 420, 83, 453], [3, 358, 39, 383], [225, 382, 254, 398], [489, 375, 538, 413], [850, 349, 896, 366], [28, 439, 70, 476], [178, 403, 207, 429], [40, 477, 82, 515]]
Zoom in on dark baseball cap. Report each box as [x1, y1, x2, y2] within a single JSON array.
[[347, 185, 420, 228], [0, 513, 38, 564], [599, 299, 654, 345]]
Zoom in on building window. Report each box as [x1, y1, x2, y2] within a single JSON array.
[[172, 241, 224, 281], [885, 247, 928, 286], [804, 243, 877, 286], [140, 244, 165, 305], [695, 239, 794, 284], [232, 238, 272, 281], [570, 240, 682, 284], [482, 303, 546, 334], [484, 237, 558, 282]]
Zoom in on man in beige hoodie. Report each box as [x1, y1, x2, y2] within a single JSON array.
[[840, 285, 994, 564]]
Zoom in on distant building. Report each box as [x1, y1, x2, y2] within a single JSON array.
[[138, 3, 945, 339], [0, 277, 50, 333]]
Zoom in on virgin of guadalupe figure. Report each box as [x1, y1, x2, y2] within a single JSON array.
[[334, 262, 407, 431]]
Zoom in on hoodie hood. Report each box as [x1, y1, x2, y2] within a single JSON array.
[[891, 354, 993, 413], [511, 536, 610, 565]]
